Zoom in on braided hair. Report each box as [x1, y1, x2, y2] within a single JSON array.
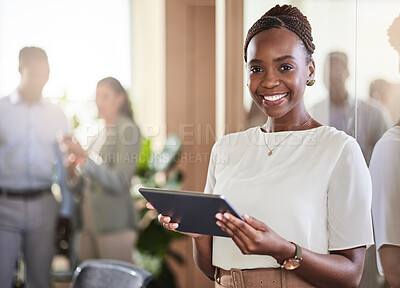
[[244, 4, 315, 63], [388, 14, 400, 53]]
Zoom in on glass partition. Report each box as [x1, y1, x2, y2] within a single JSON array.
[[357, 3, 400, 286], [243, 1, 400, 287], [356, 0, 400, 165], [244, 0, 400, 163]]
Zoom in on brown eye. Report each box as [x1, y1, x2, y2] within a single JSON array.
[[250, 66, 263, 73], [280, 65, 293, 71]]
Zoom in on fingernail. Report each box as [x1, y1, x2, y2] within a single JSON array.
[[224, 213, 230, 220], [216, 221, 221, 227], [243, 213, 249, 220], [171, 223, 178, 229], [215, 214, 222, 220], [165, 217, 171, 223]]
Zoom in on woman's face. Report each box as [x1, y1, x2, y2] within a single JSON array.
[[95, 83, 124, 120], [246, 28, 315, 121]]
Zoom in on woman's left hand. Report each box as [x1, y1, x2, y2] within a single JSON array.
[[216, 213, 294, 262]]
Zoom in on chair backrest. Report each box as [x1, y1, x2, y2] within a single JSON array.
[[70, 260, 153, 288]]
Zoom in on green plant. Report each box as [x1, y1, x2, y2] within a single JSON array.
[[134, 136, 185, 288]]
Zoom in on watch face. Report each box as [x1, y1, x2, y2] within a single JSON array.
[[284, 259, 301, 270]]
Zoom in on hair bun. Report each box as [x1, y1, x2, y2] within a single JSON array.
[[244, 4, 315, 62], [263, 5, 312, 34], [264, 4, 299, 17]]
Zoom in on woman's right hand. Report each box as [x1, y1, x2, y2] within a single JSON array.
[[64, 152, 79, 180], [146, 203, 204, 239]]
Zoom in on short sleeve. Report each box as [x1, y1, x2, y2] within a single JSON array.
[[371, 137, 400, 251], [327, 138, 374, 250], [204, 141, 219, 195]]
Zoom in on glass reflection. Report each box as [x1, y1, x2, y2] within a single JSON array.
[[311, 51, 390, 165], [244, 1, 400, 288], [370, 12, 400, 288]]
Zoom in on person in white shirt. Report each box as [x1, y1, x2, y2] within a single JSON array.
[[371, 13, 400, 288], [310, 52, 390, 166], [150, 4, 373, 288], [0, 47, 73, 288]]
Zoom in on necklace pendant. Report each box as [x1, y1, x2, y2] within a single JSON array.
[[268, 151, 272, 156]]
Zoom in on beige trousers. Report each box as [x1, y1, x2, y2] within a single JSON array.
[[78, 191, 137, 263], [214, 267, 316, 288], [78, 229, 137, 263]]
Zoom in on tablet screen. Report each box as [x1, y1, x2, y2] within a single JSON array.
[[138, 187, 244, 237]]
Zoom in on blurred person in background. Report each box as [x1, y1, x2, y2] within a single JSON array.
[[61, 77, 141, 263], [369, 78, 394, 127], [310, 51, 390, 165], [0, 46, 73, 288], [371, 14, 400, 288]]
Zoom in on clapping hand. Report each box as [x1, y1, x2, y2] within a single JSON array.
[[58, 134, 87, 179], [59, 135, 86, 159]]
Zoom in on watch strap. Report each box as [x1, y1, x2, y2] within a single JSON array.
[[278, 242, 302, 270], [292, 241, 302, 260]]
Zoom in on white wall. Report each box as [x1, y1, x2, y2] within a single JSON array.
[[131, 0, 166, 150]]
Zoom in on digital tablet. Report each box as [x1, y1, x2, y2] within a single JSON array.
[[138, 187, 245, 237]]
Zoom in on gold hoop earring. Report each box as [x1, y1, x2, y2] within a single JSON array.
[[306, 80, 315, 86]]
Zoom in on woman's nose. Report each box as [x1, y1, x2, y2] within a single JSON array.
[[261, 72, 280, 88]]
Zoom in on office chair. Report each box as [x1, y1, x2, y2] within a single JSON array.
[[70, 259, 153, 288]]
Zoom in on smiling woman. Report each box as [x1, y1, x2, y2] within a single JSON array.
[[244, 5, 316, 131], [151, 4, 374, 288], [246, 28, 315, 127]]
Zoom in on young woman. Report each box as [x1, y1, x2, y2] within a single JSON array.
[[151, 5, 373, 287], [63, 77, 141, 262]]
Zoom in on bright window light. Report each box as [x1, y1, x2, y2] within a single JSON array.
[[0, 0, 131, 136]]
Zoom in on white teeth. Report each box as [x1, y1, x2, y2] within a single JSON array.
[[263, 93, 287, 101]]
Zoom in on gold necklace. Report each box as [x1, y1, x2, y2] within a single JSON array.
[[261, 116, 312, 157]]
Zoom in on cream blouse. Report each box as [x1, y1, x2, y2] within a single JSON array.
[[370, 126, 400, 275], [204, 126, 374, 270]]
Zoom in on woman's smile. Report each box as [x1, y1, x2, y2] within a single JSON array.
[[261, 92, 288, 106]]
